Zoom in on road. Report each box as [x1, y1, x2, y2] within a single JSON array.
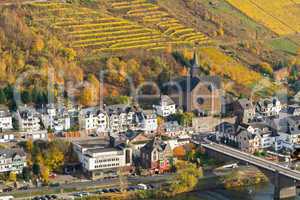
[[9, 174, 173, 199], [202, 141, 300, 181]]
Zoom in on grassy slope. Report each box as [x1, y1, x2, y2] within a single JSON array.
[[0, 0, 288, 99]]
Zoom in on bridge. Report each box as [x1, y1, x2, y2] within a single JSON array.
[[200, 141, 300, 200]]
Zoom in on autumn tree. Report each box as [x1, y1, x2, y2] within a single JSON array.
[[170, 161, 202, 195], [45, 146, 64, 171], [8, 171, 17, 182], [258, 62, 273, 75], [32, 35, 44, 53], [40, 165, 50, 183], [173, 146, 186, 158]]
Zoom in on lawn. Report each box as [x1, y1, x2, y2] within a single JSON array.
[[268, 38, 299, 55]]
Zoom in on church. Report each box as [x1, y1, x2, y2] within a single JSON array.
[[167, 52, 222, 116]]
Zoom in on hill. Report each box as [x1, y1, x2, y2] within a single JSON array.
[[0, 0, 297, 107]]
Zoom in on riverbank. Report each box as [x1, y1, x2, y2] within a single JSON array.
[[74, 166, 268, 200]]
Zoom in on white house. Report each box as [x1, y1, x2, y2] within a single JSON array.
[[136, 110, 158, 133], [73, 139, 132, 180], [106, 104, 135, 133], [41, 104, 71, 132], [80, 107, 108, 133], [256, 97, 282, 117], [153, 95, 176, 117], [16, 106, 40, 132], [0, 148, 27, 174], [0, 107, 13, 131], [0, 133, 14, 143], [243, 123, 281, 150]]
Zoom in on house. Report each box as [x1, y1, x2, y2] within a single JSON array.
[[162, 121, 184, 137], [20, 130, 48, 141], [41, 104, 71, 132], [287, 105, 300, 116], [16, 106, 41, 132], [278, 116, 300, 145], [73, 138, 132, 180], [153, 95, 176, 117], [236, 128, 261, 154], [167, 52, 222, 116], [140, 137, 173, 173], [106, 105, 135, 133], [215, 122, 237, 145], [135, 110, 158, 133], [233, 99, 255, 124], [167, 135, 191, 150], [79, 107, 108, 133], [0, 106, 13, 131], [126, 131, 151, 158], [241, 123, 280, 150], [256, 97, 281, 117], [0, 133, 14, 143], [0, 148, 26, 174]]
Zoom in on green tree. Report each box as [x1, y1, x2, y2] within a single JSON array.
[[174, 112, 194, 126], [0, 89, 7, 104], [32, 163, 40, 176], [21, 90, 32, 104], [22, 167, 31, 181]]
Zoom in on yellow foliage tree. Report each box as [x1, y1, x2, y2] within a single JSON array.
[[170, 161, 202, 195], [41, 165, 50, 183], [45, 147, 64, 171], [8, 171, 17, 182], [259, 62, 273, 75], [32, 36, 44, 52]]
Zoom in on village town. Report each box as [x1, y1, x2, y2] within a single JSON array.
[[0, 56, 299, 199]]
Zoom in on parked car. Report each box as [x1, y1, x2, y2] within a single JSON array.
[[3, 188, 13, 192], [137, 184, 148, 190], [102, 188, 109, 193]]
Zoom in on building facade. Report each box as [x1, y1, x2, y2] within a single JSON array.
[[140, 137, 173, 173], [0, 149, 26, 174], [73, 139, 132, 180], [153, 95, 176, 117], [0, 107, 13, 131], [16, 106, 41, 132]]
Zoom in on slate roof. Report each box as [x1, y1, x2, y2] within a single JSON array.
[[176, 76, 221, 92], [141, 137, 167, 153], [0, 148, 25, 158]]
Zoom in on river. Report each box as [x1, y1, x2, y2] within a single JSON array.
[[170, 183, 300, 200]]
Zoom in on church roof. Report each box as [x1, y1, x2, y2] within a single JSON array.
[[177, 76, 221, 92]]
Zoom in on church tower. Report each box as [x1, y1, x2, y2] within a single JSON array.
[[190, 50, 200, 78]]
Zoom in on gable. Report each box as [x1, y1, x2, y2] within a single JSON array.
[[131, 134, 150, 143]]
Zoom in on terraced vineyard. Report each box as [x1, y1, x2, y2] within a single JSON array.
[[27, 1, 205, 53], [109, 0, 212, 45], [225, 0, 300, 35]]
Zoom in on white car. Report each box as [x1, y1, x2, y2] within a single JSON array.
[[137, 184, 148, 190]]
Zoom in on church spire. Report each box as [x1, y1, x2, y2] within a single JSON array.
[[190, 50, 200, 78], [192, 50, 199, 68]]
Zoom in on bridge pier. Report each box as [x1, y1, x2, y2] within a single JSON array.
[[274, 170, 296, 200], [201, 145, 299, 200]]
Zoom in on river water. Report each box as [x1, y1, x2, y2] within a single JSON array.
[[172, 183, 300, 200]]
